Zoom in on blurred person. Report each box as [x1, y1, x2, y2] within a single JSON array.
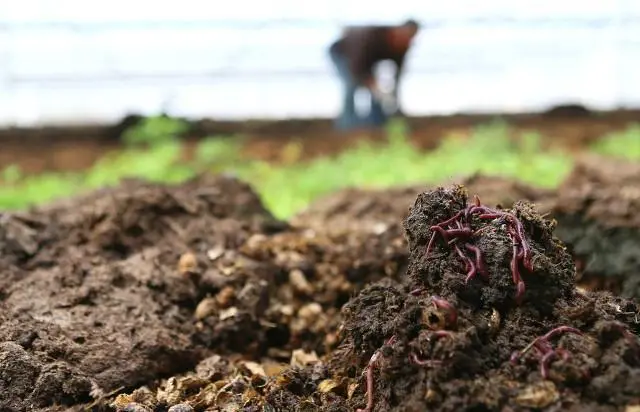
[[328, 19, 420, 130]]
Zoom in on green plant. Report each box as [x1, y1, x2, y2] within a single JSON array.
[[194, 136, 246, 171], [591, 124, 640, 160], [6, 119, 634, 219], [1, 164, 22, 184], [121, 115, 190, 147], [84, 140, 191, 188], [238, 121, 573, 218]]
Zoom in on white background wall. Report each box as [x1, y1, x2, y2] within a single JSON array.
[[1, 0, 640, 126]]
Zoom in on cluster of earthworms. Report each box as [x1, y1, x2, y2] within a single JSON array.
[[509, 326, 583, 379], [425, 195, 534, 304]]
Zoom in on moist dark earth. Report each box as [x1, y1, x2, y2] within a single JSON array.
[[548, 155, 640, 300], [0, 160, 638, 411]]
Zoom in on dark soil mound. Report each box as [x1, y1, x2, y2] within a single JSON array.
[[0, 175, 286, 411], [548, 155, 640, 299], [0, 175, 416, 411], [267, 185, 640, 412]]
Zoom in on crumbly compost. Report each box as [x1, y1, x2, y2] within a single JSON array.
[[0, 174, 410, 411], [548, 155, 640, 299], [262, 185, 639, 412], [1, 176, 638, 412]]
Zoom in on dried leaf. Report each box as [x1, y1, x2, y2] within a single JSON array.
[[280, 304, 295, 317], [116, 403, 151, 412], [515, 381, 559, 408], [347, 382, 359, 400], [215, 286, 236, 308], [275, 373, 292, 386], [421, 306, 446, 330], [290, 349, 320, 368], [242, 386, 260, 403], [178, 252, 198, 275], [242, 361, 266, 377], [216, 391, 242, 412], [489, 308, 501, 335], [156, 376, 208, 406], [111, 394, 134, 409], [262, 361, 288, 377], [317, 379, 339, 393], [194, 297, 217, 320], [289, 269, 314, 295], [424, 388, 440, 403], [219, 307, 239, 321], [191, 384, 218, 409], [207, 246, 225, 261], [156, 377, 180, 405]]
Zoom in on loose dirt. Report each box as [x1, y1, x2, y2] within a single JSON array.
[[0, 170, 638, 411], [0, 175, 287, 411], [548, 155, 640, 299]]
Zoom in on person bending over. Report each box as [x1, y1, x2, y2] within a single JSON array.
[[328, 19, 420, 130]]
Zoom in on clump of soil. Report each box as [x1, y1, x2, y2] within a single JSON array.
[[329, 185, 639, 411], [403, 185, 574, 311], [549, 155, 640, 299]]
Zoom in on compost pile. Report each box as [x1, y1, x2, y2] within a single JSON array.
[[0, 174, 412, 412], [317, 185, 639, 412], [549, 155, 640, 299], [0, 172, 638, 412]]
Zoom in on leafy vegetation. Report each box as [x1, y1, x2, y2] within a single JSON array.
[[1, 117, 638, 218], [590, 123, 640, 160]]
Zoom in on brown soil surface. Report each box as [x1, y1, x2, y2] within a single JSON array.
[[1, 169, 638, 411], [291, 160, 640, 301], [0, 176, 287, 410], [2, 109, 640, 175], [291, 174, 551, 237], [546, 155, 640, 300]]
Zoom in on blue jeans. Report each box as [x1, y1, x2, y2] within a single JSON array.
[[329, 45, 387, 130]]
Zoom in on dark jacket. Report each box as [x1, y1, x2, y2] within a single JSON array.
[[329, 25, 410, 86]]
